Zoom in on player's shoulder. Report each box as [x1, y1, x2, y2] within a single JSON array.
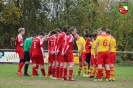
[[80, 36, 85, 40], [18, 34, 22, 38]]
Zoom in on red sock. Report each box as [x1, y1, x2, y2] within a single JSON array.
[[17, 63, 20, 72], [32, 66, 36, 76], [56, 66, 59, 78], [98, 69, 102, 79], [63, 68, 67, 79], [48, 66, 52, 76], [59, 66, 63, 78], [69, 68, 73, 79], [41, 68, 46, 76], [18, 62, 24, 73], [106, 70, 110, 79], [52, 66, 55, 77], [35, 65, 39, 75]]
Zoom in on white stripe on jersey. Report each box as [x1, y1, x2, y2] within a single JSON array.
[[18, 34, 23, 42]]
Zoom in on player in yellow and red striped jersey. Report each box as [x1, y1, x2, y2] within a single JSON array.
[[94, 27, 112, 82], [74, 32, 88, 77], [106, 29, 117, 81], [89, 32, 98, 78]]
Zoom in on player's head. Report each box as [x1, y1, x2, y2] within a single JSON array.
[[74, 32, 80, 39], [38, 32, 45, 39], [92, 32, 97, 40], [70, 27, 77, 35], [106, 29, 111, 35], [83, 29, 89, 35], [18, 28, 25, 35], [100, 26, 106, 33], [62, 26, 68, 33], [85, 34, 92, 40], [97, 28, 101, 35], [51, 30, 57, 36], [66, 32, 70, 35], [55, 28, 61, 33], [31, 34, 37, 38]]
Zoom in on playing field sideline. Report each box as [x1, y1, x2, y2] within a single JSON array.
[[0, 64, 133, 88]]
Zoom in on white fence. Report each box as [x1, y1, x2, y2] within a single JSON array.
[[0, 49, 133, 63]]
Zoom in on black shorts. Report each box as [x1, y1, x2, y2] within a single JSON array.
[[24, 51, 30, 62], [86, 53, 91, 64]]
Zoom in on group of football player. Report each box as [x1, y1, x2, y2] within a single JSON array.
[[15, 26, 116, 81]]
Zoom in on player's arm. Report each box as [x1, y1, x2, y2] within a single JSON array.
[[61, 37, 69, 55], [40, 39, 45, 57], [80, 42, 85, 52], [65, 36, 73, 53], [109, 38, 112, 52], [94, 37, 99, 57], [18, 35, 23, 46], [94, 42, 98, 57]]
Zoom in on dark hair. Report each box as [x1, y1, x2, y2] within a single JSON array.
[[66, 32, 70, 35], [51, 30, 57, 35], [62, 26, 68, 33], [38, 32, 45, 36], [84, 29, 89, 34], [84, 34, 89, 37], [101, 26, 106, 32], [92, 32, 97, 38], [32, 34, 37, 37], [106, 29, 111, 34], [76, 32, 80, 35], [55, 28, 61, 33], [85, 34, 92, 38], [69, 27, 76, 33]]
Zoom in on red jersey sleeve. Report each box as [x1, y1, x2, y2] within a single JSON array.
[[61, 36, 68, 53], [39, 39, 44, 56], [85, 40, 91, 53]]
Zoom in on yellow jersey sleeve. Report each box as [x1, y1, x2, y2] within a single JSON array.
[[76, 37, 86, 52], [96, 35, 111, 52], [110, 36, 117, 52]]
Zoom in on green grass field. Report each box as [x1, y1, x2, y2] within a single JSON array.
[[0, 64, 133, 88]]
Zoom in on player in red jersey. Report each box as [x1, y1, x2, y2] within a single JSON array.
[[84, 34, 93, 77], [31, 32, 46, 77], [45, 30, 57, 78], [62, 32, 76, 81], [55, 27, 67, 79], [15, 28, 25, 76], [84, 29, 91, 69], [45, 31, 52, 77]]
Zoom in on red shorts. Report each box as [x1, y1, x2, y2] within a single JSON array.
[[48, 53, 53, 63], [64, 51, 74, 62], [32, 55, 44, 64], [17, 52, 24, 60], [52, 55, 56, 61], [55, 52, 64, 62], [97, 51, 110, 64], [79, 52, 86, 62], [58, 51, 64, 63], [110, 52, 116, 64], [93, 58, 97, 65], [55, 54, 59, 62]]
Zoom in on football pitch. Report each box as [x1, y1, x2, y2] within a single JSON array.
[[0, 64, 133, 88]]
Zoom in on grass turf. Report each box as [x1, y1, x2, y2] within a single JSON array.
[[0, 64, 133, 88]]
